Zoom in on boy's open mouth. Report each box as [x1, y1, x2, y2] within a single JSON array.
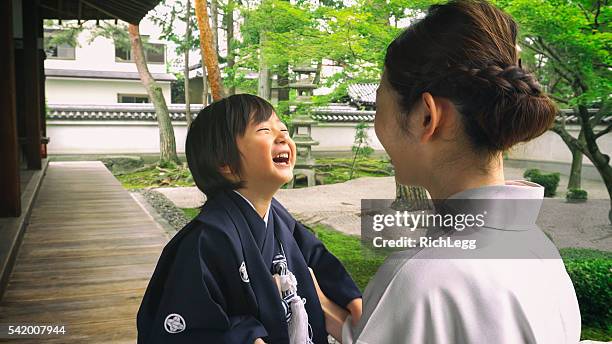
[[272, 152, 290, 166]]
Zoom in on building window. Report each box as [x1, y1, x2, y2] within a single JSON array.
[[118, 94, 150, 103], [115, 41, 165, 64]]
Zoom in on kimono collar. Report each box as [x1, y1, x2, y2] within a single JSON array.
[[233, 190, 271, 226], [437, 180, 544, 231], [447, 180, 544, 200]]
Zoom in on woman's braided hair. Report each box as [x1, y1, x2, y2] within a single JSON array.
[[384, 0, 557, 152]]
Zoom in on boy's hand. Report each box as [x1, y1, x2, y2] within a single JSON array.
[[346, 298, 363, 326], [254, 338, 266, 344], [308, 268, 348, 342]]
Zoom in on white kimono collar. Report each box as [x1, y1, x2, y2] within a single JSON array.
[[441, 180, 545, 231], [233, 190, 271, 226]]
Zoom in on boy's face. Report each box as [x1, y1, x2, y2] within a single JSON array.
[[235, 112, 297, 190]]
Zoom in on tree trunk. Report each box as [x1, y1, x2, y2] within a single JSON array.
[[184, 0, 193, 126], [128, 24, 179, 164], [277, 63, 289, 103], [553, 105, 612, 223], [568, 148, 583, 189], [587, 145, 612, 223], [392, 183, 430, 211], [226, 0, 236, 95], [211, 0, 219, 58], [578, 105, 612, 223], [257, 30, 271, 100], [567, 129, 585, 189], [313, 59, 323, 85], [202, 66, 208, 106], [195, 0, 225, 101]]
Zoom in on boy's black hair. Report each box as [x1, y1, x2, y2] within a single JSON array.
[[186, 94, 275, 198]]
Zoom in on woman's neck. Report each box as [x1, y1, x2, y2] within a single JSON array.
[[425, 154, 506, 199], [235, 187, 274, 219]]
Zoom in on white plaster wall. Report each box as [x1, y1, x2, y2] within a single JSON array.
[[45, 78, 172, 105], [44, 19, 167, 74], [508, 126, 612, 166], [47, 121, 189, 154], [311, 123, 384, 151], [47, 122, 611, 167]]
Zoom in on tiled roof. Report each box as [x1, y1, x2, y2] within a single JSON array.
[[47, 103, 610, 126], [45, 69, 176, 82], [347, 83, 378, 106], [310, 105, 610, 124], [48, 104, 203, 121], [311, 104, 375, 122]]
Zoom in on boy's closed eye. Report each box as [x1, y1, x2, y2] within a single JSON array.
[[256, 128, 289, 133]]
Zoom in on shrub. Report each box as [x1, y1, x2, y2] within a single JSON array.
[[523, 168, 541, 180], [566, 188, 588, 201], [560, 248, 612, 260], [560, 249, 612, 332], [523, 169, 560, 197], [563, 258, 612, 329]]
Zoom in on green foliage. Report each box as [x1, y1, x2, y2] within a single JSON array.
[[181, 208, 200, 220], [314, 157, 393, 186], [233, 0, 427, 98], [149, 0, 200, 55], [523, 168, 561, 197], [88, 22, 163, 56], [563, 258, 612, 330], [311, 225, 386, 291], [101, 156, 145, 174], [559, 248, 612, 260], [523, 168, 541, 180], [171, 74, 186, 103], [43, 21, 83, 51], [495, 0, 611, 107], [114, 163, 193, 189], [350, 122, 374, 179], [88, 23, 131, 50], [581, 326, 612, 341], [566, 188, 588, 201]]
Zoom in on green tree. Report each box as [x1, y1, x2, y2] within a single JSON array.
[[496, 0, 611, 222], [45, 20, 180, 165], [349, 121, 374, 179], [128, 24, 180, 164]]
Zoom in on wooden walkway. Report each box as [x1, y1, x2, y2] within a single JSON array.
[[0, 162, 169, 343]]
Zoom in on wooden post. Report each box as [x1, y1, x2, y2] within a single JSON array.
[[22, 0, 42, 170], [39, 17, 47, 158], [0, 0, 21, 217]]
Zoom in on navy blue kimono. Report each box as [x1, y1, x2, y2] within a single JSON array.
[[137, 190, 362, 343]]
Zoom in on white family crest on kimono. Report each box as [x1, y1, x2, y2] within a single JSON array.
[[164, 313, 186, 334]]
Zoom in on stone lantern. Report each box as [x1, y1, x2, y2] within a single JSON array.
[[288, 66, 319, 187], [289, 113, 318, 187]]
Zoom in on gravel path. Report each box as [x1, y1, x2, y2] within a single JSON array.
[[154, 166, 611, 251], [138, 189, 191, 231]]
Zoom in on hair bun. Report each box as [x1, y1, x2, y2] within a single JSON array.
[[448, 64, 557, 151], [456, 64, 543, 97]]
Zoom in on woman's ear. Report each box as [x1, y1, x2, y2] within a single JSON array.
[[420, 92, 443, 143]]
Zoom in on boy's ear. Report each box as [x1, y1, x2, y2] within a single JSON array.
[[218, 165, 232, 175]]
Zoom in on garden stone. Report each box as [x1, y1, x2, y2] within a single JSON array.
[[101, 156, 145, 174]]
